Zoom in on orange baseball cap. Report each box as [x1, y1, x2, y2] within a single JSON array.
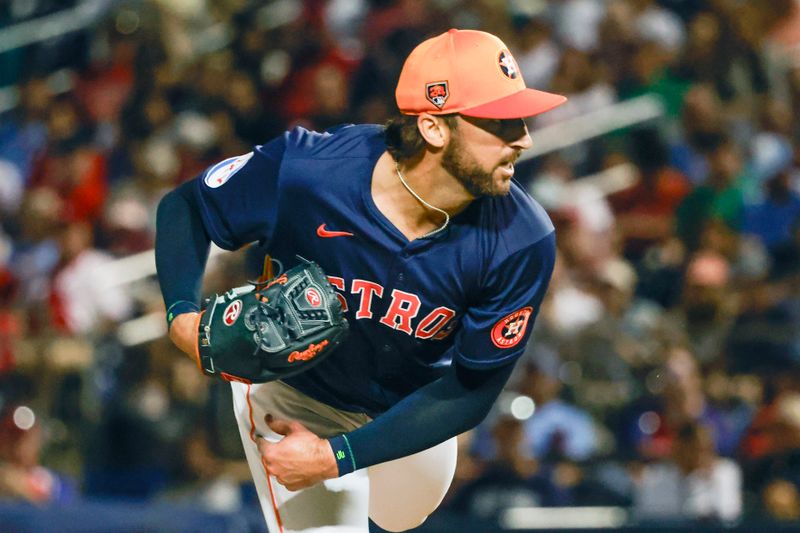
[[396, 29, 567, 119]]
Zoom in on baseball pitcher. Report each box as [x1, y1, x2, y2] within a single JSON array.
[[156, 29, 566, 532]]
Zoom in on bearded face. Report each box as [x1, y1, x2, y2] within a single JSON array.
[[441, 116, 529, 198]]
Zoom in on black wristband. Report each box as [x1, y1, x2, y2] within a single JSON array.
[[328, 434, 357, 476], [166, 300, 200, 328]]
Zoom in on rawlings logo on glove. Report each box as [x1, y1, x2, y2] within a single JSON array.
[[196, 257, 349, 383], [288, 340, 329, 362]]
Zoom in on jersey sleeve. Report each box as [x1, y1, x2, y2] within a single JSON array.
[[192, 135, 287, 250], [454, 231, 556, 368]]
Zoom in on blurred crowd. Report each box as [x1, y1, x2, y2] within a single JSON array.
[[1, 0, 800, 528]]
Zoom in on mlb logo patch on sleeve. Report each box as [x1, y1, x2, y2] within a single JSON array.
[[204, 152, 254, 188]]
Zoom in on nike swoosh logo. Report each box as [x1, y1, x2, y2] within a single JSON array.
[[317, 224, 354, 238]]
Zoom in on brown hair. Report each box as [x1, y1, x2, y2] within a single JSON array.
[[384, 113, 458, 163]]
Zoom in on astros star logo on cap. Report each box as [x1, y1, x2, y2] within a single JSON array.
[[498, 51, 518, 79]]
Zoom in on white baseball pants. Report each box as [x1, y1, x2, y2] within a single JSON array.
[[230, 380, 457, 533]]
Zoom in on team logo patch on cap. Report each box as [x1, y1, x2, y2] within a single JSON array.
[[223, 300, 243, 326], [498, 51, 519, 80], [426, 81, 449, 109], [204, 151, 254, 189], [491, 307, 533, 348]]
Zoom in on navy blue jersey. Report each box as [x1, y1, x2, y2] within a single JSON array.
[[193, 124, 555, 415]]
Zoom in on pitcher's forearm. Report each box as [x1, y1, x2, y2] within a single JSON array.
[[155, 180, 211, 333]]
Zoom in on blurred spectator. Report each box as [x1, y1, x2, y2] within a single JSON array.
[[537, 47, 616, 127], [520, 347, 598, 462], [0, 406, 77, 504], [669, 84, 725, 184], [274, 16, 358, 126], [0, 231, 20, 373], [763, 0, 800, 61], [29, 95, 109, 223], [610, 128, 691, 260], [675, 135, 746, 251], [0, 78, 50, 214], [631, 0, 685, 53], [360, 0, 433, 47], [763, 479, 800, 521], [749, 99, 795, 194], [163, 422, 253, 513], [660, 251, 737, 365], [552, 0, 606, 52], [531, 155, 617, 272], [307, 63, 351, 129], [449, 415, 551, 522], [9, 188, 62, 312], [725, 275, 800, 373], [698, 218, 770, 282], [224, 71, 283, 145], [513, 16, 561, 91], [49, 222, 133, 335], [83, 340, 197, 499], [614, 0, 692, 117], [537, 251, 605, 336], [349, 27, 425, 124], [99, 193, 155, 256], [744, 172, 800, 252], [673, 8, 768, 105], [770, 215, 800, 281], [628, 345, 740, 458], [740, 374, 800, 463], [633, 422, 742, 522], [75, 33, 137, 135], [565, 258, 650, 412]]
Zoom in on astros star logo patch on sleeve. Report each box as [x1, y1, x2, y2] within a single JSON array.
[[491, 307, 533, 348]]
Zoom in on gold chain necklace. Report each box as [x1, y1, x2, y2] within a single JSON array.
[[394, 163, 450, 238]]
